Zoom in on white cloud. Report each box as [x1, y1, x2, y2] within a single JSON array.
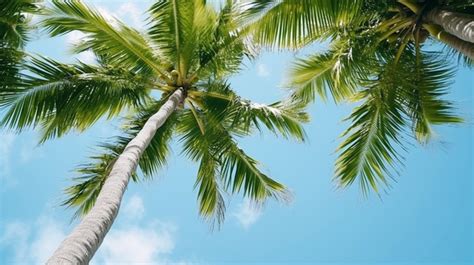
[[122, 194, 145, 220], [117, 2, 143, 28], [233, 199, 262, 229], [94, 221, 176, 264], [29, 217, 67, 263], [0, 217, 66, 264], [0, 195, 187, 264], [256, 63, 270, 77], [65, 30, 87, 46], [0, 132, 16, 188], [0, 221, 30, 261], [65, 31, 96, 63], [77, 50, 96, 64]]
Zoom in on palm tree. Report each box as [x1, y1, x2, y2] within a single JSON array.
[[248, 0, 465, 193], [1, 0, 308, 263]]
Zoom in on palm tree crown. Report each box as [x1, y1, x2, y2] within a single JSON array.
[[249, 0, 468, 193]]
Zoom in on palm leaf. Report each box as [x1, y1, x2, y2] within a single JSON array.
[[401, 51, 463, 143], [248, 0, 364, 49], [179, 96, 291, 223], [1, 56, 150, 142], [335, 62, 408, 194], [42, 0, 167, 77], [289, 35, 379, 103]]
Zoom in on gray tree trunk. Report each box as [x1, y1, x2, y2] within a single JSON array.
[[46, 89, 184, 265], [426, 8, 474, 43], [429, 27, 474, 60]]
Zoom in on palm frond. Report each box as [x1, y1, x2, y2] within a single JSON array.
[[335, 63, 407, 194], [401, 51, 463, 143], [191, 80, 309, 140], [195, 152, 226, 228], [1, 56, 150, 142], [179, 98, 291, 223], [248, 0, 364, 49], [220, 141, 290, 202], [148, 0, 247, 79], [289, 37, 376, 103], [1, 0, 42, 107], [0, 48, 25, 106], [229, 99, 309, 141], [335, 48, 462, 193], [42, 0, 167, 77], [0, 0, 42, 48], [194, 0, 250, 78], [148, 0, 207, 76]]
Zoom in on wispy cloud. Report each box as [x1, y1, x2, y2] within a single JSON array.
[[0, 132, 17, 188], [122, 194, 145, 220], [233, 199, 262, 229], [94, 220, 176, 264], [0, 195, 189, 264], [65, 31, 96, 64], [256, 63, 270, 77], [0, 216, 66, 264], [116, 2, 143, 28]]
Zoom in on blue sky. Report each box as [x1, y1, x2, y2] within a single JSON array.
[[0, 1, 473, 264]]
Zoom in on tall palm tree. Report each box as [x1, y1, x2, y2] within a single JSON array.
[[1, 0, 308, 263], [248, 0, 465, 193]]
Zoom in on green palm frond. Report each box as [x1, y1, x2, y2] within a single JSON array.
[[0, 0, 42, 48], [191, 80, 309, 140], [1, 56, 150, 142], [147, 0, 196, 75], [335, 78, 407, 194], [248, 0, 364, 49], [195, 152, 226, 227], [1, 0, 42, 106], [335, 49, 462, 194], [289, 33, 383, 104], [63, 99, 178, 218], [178, 98, 291, 223], [194, 1, 248, 78], [220, 140, 290, 202], [228, 99, 309, 141], [441, 43, 473, 67], [401, 51, 463, 143], [0, 48, 25, 106], [148, 0, 247, 79], [148, 0, 211, 76], [42, 0, 167, 77]]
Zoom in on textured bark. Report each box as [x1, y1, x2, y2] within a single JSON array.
[[425, 24, 474, 60], [46, 89, 184, 265], [426, 8, 474, 43]]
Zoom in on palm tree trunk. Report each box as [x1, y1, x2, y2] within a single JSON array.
[[46, 88, 185, 265], [426, 8, 474, 43], [424, 24, 474, 60]]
